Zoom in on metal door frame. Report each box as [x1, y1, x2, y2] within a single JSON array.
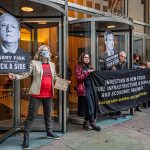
[[133, 32, 150, 62], [14, 17, 64, 132]]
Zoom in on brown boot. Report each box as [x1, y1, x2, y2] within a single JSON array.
[[83, 121, 92, 131]]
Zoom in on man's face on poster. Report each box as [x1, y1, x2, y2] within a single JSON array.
[[105, 34, 114, 52], [0, 15, 20, 43]]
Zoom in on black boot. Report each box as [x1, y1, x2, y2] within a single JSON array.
[[83, 121, 92, 131], [23, 130, 30, 150], [47, 131, 60, 139], [90, 122, 101, 132]]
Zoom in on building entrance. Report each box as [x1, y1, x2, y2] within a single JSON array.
[[20, 19, 63, 131], [0, 0, 67, 143], [68, 16, 134, 124]]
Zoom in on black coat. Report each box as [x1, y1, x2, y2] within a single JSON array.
[[115, 62, 128, 70]]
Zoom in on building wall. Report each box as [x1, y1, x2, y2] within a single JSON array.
[[68, 0, 124, 19]]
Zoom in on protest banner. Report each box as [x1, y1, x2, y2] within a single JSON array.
[[91, 69, 150, 114]]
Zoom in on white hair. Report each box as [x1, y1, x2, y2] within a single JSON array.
[[34, 45, 52, 61], [119, 51, 126, 57], [0, 13, 20, 28]]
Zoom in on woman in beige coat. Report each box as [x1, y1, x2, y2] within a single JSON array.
[[9, 45, 59, 150]]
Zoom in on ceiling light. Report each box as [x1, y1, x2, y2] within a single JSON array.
[[107, 25, 116, 29], [38, 21, 47, 24], [21, 7, 34, 12]]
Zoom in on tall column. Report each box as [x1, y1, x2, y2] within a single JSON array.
[[143, 0, 149, 34]]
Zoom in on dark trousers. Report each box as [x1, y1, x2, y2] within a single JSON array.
[[24, 96, 52, 133], [84, 116, 95, 124]]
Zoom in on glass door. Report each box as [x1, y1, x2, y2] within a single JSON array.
[[20, 19, 63, 131], [0, 9, 14, 143], [145, 37, 150, 61], [133, 36, 144, 60], [0, 74, 14, 142], [133, 35, 150, 62], [68, 22, 91, 117], [96, 32, 129, 70], [20, 24, 33, 130]]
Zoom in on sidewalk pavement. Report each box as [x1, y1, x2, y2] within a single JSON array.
[[1, 108, 150, 150]]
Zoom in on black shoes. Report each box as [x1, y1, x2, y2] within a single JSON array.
[[22, 137, 30, 150], [47, 132, 60, 139], [135, 108, 142, 112], [109, 114, 118, 120], [23, 131, 30, 150], [90, 123, 101, 132], [83, 121, 93, 131], [115, 111, 121, 116], [83, 120, 101, 132]]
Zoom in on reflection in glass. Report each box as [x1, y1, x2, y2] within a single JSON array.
[[68, 22, 91, 114], [0, 76, 13, 138], [133, 36, 143, 59]]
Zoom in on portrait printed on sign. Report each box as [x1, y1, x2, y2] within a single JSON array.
[[0, 13, 30, 74], [102, 30, 119, 69]]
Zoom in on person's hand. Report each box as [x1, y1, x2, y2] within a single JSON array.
[[140, 65, 146, 69], [8, 73, 16, 80], [88, 69, 94, 73], [112, 66, 116, 70]]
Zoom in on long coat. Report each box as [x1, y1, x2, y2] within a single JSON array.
[[15, 60, 57, 96]]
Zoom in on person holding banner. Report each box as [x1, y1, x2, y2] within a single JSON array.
[[133, 53, 143, 69], [113, 51, 127, 70], [133, 53, 143, 112], [75, 52, 101, 132], [145, 62, 150, 107], [9, 45, 60, 150], [112, 51, 128, 117]]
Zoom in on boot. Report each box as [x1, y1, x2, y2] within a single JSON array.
[[47, 131, 60, 139], [22, 130, 30, 150], [83, 121, 92, 131], [90, 122, 101, 132]]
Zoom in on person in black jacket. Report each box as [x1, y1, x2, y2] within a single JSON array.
[[133, 53, 143, 112], [113, 51, 127, 70], [75, 52, 101, 132], [111, 51, 127, 117]]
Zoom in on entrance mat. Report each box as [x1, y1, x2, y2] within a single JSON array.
[[0, 132, 62, 150], [96, 115, 133, 128]]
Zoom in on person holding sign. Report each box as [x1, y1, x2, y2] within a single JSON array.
[[9, 45, 60, 150], [113, 51, 127, 70], [0, 13, 29, 74], [112, 51, 128, 117], [75, 52, 101, 132]]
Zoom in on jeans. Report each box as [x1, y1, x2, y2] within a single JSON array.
[[24, 96, 52, 133]]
